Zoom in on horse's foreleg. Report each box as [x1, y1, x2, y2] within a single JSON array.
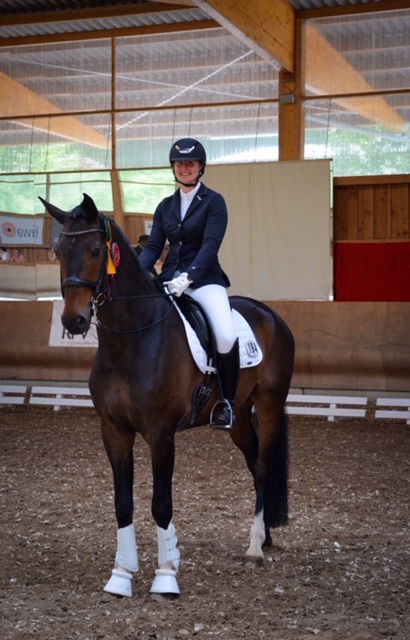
[[104, 523, 139, 597], [149, 432, 180, 596], [102, 424, 138, 597], [150, 521, 180, 595]]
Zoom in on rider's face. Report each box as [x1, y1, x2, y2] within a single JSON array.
[[173, 160, 202, 186]]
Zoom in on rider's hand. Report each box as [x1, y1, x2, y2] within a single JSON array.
[[164, 273, 192, 297]]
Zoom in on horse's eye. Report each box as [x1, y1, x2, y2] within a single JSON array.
[[91, 246, 102, 258]]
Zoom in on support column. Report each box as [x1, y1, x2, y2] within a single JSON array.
[[110, 169, 125, 230], [278, 17, 305, 161]]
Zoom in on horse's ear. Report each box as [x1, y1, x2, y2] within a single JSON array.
[[82, 193, 99, 222], [38, 196, 66, 224]]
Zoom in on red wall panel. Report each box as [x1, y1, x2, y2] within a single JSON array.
[[334, 242, 410, 301]]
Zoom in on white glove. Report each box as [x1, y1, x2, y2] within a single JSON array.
[[164, 272, 191, 297]]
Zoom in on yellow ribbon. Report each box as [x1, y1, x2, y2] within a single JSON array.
[[106, 238, 116, 275]]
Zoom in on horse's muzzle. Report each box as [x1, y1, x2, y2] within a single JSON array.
[[61, 311, 92, 335], [61, 288, 93, 335]]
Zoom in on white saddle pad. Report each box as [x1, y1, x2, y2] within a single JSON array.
[[175, 306, 263, 374]]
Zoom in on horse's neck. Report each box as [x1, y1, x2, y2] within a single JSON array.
[[111, 226, 156, 297]]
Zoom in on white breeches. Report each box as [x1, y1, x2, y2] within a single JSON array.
[[186, 284, 236, 354]]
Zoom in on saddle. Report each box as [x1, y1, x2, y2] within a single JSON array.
[[174, 294, 217, 364], [173, 293, 262, 427]]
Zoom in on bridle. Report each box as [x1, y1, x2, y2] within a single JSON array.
[[58, 222, 176, 334], [59, 227, 108, 299]]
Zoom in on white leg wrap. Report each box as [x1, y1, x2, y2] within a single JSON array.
[[246, 510, 265, 559], [157, 522, 180, 571], [115, 523, 139, 572]]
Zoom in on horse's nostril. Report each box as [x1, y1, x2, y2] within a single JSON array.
[[62, 314, 90, 335]]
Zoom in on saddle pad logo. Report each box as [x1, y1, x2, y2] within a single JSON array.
[[245, 340, 259, 358]]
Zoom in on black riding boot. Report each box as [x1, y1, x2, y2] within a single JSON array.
[[212, 339, 240, 430]]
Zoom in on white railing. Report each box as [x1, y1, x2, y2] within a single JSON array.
[[1, 384, 409, 424]]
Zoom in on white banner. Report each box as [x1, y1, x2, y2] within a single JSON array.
[[0, 216, 44, 246], [49, 300, 98, 348]]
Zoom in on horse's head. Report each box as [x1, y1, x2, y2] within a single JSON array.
[[40, 193, 108, 335]]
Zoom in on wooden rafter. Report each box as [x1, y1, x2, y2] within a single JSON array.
[[191, 0, 406, 133], [190, 0, 294, 70], [0, 72, 108, 148], [305, 25, 406, 133], [0, 20, 219, 49]]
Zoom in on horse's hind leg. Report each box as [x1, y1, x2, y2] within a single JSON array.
[[233, 402, 289, 566], [231, 405, 265, 565], [250, 405, 288, 565]]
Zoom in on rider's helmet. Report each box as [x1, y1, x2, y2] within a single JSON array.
[[169, 138, 206, 181]]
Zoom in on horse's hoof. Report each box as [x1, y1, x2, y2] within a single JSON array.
[[245, 555, 264, 568], [150, 568, 180, 596], [150, 592, 179, 601], [103, 568, 133, 597]]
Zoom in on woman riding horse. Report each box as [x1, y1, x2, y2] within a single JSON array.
[[139, 138, 238, 429], [40, 177, 294, 598]]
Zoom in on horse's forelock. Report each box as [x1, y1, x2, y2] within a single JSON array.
[[69, 205, 84, 220], [66, 202, 103, 232]]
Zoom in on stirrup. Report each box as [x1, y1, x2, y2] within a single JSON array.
[[210, 399, 235, 430]]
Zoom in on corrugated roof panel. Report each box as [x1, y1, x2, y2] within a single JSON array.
[[0, 8, 209, 39], [0, 0, 148, 14], [289, 0, 387, 9]]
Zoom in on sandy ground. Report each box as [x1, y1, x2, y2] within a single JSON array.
[[1, 406, 409, 640]]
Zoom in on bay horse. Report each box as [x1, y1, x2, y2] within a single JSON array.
[[41, 193, 295, 597]]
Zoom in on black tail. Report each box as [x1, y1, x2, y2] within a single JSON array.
[[264, 409, 289, 529]]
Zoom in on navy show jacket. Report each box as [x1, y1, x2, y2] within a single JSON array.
[[139, 182, 230, 288]]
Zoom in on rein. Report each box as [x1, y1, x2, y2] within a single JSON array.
[[94, 293, 176, 335]]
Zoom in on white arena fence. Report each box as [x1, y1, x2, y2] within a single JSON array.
[[0, 384, 409, 424]]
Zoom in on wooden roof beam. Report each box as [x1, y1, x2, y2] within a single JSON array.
[[0, 72, 108, 148], [305, 25, 407, 133], [191, 1, 405, 133], [191, 0, 295, 71]]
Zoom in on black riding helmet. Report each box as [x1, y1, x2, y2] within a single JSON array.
[[169, 138, 206, 186]]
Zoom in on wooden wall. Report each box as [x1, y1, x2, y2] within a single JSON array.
[[124, 214, 153, 246], [333, 174, 410, 302], [334, 174, 410, 241], [0, 300, 409, 393]]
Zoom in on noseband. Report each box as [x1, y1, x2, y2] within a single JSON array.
[[59, 227, 108, 298]]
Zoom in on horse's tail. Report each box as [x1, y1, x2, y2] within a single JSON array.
[[265, 408, 289, 529]]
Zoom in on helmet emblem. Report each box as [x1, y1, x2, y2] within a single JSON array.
[[175, 144, 196, 154]]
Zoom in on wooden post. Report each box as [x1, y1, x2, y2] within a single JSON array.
[[110, 169, 125, 230], [278, 17, 305, 161]]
